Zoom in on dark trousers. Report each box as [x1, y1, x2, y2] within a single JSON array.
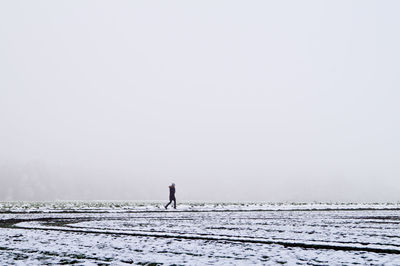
[[165, 197, 176, 209]]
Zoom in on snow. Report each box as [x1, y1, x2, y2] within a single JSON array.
[[0, 201, 399, 264]]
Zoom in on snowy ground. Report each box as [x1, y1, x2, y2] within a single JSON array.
[[0, 202, 400, 265]]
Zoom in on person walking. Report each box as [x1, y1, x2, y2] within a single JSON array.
[[164, 183, 176, 209]]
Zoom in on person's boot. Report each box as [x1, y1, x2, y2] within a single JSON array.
[[164, 205, 167, 209]]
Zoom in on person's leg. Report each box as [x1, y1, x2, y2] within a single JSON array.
[[165, 200, 172, 209], [173, 198, 176, 209]]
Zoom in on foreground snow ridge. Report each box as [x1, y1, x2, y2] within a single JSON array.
[[0, 202, 399, 265]]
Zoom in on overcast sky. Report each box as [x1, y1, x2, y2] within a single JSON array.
[[1, 1, 399, 202]]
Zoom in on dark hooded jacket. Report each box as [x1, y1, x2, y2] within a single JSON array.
[[169, 186, 176, 200]]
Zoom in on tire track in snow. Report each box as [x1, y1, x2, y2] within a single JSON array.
[[10, 219, 400, 255], [66, 224, 400, 249]]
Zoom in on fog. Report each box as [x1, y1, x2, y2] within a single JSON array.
[[1, 1, 399, 202]]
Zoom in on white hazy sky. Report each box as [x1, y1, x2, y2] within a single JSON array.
[[1, 1, 399, 202]]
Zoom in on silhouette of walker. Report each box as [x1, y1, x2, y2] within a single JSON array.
[[164, 183, 176, 209]]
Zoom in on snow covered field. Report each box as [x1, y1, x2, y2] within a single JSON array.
[[0, 202, 399, 265]]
